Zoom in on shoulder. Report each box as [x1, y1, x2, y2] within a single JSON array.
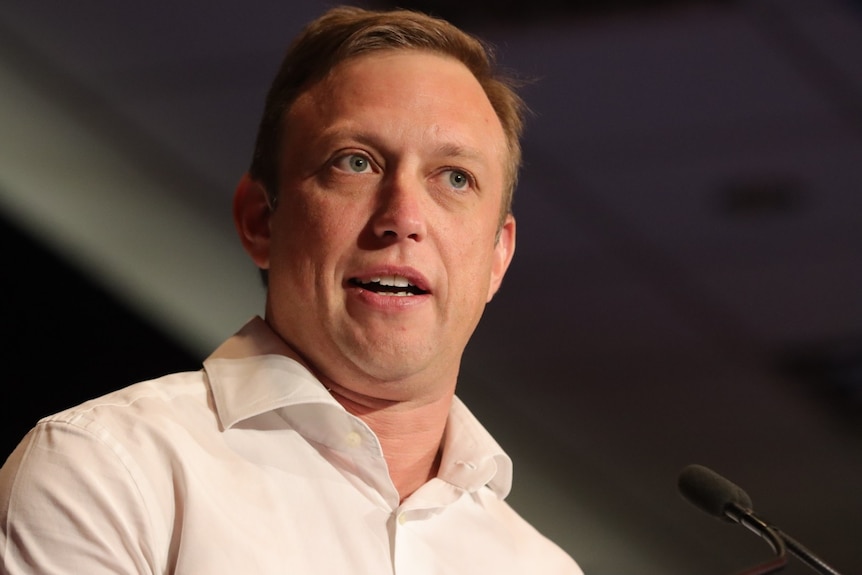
[[2, 370, 214, 513], [28, 370, 212, 449], [0, 371, 212, 571], [45, 370, 208, 423]]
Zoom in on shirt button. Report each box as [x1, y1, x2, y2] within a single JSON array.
[[398, 513, 407, 525], [345, 431, 362, 447]]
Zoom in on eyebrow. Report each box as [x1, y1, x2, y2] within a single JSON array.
[[319, 127, 491, 163], [432, 142, 488, 164]]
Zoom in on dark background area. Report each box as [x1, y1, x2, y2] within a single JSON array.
[[1, 210, 201, 460]]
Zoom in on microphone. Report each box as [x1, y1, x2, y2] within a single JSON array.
[[678, 464, 844, 575]]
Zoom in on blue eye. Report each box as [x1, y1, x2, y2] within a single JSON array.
[[347, 154, 370, 173], [448, 170, 469, 189], [333, 153, 374, 174]]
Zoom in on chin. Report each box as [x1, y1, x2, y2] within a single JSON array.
[[343, 349, 435, 384]]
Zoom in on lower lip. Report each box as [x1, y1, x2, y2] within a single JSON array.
[[349, 286, 430, 310]]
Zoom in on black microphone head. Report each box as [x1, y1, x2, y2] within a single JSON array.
[[678, 464, 753, 522]]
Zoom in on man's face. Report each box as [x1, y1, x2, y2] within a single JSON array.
[[256, 50, 515, 400]]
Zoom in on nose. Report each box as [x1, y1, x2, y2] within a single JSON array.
[[371, 173, 427, 242]]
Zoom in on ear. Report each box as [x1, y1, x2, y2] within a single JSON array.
[[486, 213, 516, 302], [233, 174, 272, 270]]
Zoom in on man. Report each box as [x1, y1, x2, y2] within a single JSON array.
[[0, 6, 582, 574]]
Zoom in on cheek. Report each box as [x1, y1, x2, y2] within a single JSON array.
[[277, 195, 343, 247], [270, 198, 363, 285], [448, 233, 496, 293], [300, 193, 364, 238]]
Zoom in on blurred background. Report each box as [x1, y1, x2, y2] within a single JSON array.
[[1, 0, 860, 573]]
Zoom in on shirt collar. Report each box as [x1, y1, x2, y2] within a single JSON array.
[[439, 397, 513, 498], [204, 316, 336, 429], [204, 317, 513, 498]]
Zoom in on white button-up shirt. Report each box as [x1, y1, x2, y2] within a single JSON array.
[[0, 317, 581, 574]]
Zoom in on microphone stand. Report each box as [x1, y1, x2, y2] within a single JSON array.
[[728, 503, 787, 575], [774, 528, 843, 575], [726, 502, 843, 575]]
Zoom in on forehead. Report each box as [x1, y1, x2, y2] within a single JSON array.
[[322, 50, 477, 97], [286, 50, 508, 163]]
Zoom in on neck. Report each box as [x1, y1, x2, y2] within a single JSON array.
[[328, 384, 452, 502]]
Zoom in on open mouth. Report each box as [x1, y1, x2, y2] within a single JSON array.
[[349, 275, 429, 297]]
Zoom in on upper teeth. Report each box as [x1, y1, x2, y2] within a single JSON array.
[[363, 275, 412, 287]]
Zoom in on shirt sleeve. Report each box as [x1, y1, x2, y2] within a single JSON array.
[[0, 419, 159, 574]]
